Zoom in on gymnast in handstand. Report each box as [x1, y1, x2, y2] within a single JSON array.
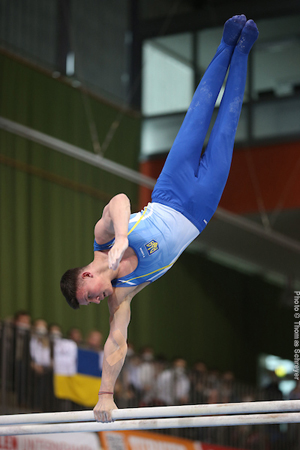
[[60, 14, 259, 422]]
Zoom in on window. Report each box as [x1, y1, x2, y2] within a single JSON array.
[[142, 34, 194, 116]]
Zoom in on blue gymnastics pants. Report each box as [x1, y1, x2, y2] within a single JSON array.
[[151, 40, 249, 232]]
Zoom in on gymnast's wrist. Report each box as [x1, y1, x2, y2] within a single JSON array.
[[98, 390, 113, 396]]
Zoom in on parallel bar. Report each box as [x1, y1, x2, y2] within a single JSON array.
[[0, 116, 156, 189], [214, 207, 300, 254], [1, 413, 300, 436], [2, 116, 300, 256], [1, 400, 300, 425]]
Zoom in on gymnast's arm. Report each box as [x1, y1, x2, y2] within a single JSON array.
[[94, 193, 131, 270], [93, 295, 130, 422], [93, 283, 148, 422]]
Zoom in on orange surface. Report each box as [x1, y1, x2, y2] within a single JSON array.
[[139, 140, 300, 214], [99, 430, 244, 450], [100, 430, 197, 450]]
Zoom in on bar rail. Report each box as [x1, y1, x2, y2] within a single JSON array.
[[1, 400, 300, 426], [1, 412, 300, 436]]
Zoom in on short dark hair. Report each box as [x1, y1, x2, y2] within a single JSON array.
[[14, 310, 30, 321], [60, 267, 83, 310]]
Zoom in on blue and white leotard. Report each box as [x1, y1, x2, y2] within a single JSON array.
[[94, 203, 199, 287], [94, 20, 255, 288]]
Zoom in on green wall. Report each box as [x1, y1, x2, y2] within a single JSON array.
[[0, 51, 140, 336], [0, 52, 289, 383]]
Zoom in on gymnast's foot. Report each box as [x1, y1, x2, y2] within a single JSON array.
[[236, 19, 259, 54], [222, 14, 247, 47]]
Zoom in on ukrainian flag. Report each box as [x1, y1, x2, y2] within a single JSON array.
[[53, 339, 102, 407]]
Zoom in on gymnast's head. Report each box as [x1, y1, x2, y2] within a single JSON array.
[[60, 266, 113, 309], [60, 267, 83, 310]]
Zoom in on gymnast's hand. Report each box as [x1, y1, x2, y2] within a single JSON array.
[[108, 236, 129, 271], [93, 395, 118, 422]]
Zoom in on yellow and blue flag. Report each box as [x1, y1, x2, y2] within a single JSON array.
[[53, 339, 102, 407]]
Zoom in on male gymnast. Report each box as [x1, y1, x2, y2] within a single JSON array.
[[60, 15, 259, 422]]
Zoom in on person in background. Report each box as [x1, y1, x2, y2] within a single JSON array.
[[49, 323, 63, 340], [85, 330, 103, 352], [30, 319, 52, 410], [137, 346, 156, 406], [190, 361, 208, 404], [67, 327, 83, 346], [11, 311, 32, 406], [219, 370, 237, 403], [14, 310, 31, 331], [155, 357, 190, 406]]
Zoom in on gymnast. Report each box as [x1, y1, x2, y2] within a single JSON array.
[[60, 15, 258, 422]]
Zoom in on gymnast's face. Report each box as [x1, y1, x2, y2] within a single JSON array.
[[76, 271, 113, 306]]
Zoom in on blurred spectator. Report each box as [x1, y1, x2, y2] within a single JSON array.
[[219, 371, 237, 403], [30, 319, 52, 410], [67, 327, 83, 346], [49, 323, 63, 341], [47, 323, 63, 411], [263, 371, 283, 401], [85, 330, 103, 351], [207, 369, 221, 388], [155, 358, 190, 405], [13, 310, 31, 405], [207, 387, 220, 404], [202, 369, 221, 403], [14, 310, 31, 331], [48, 323, 63, 367], [154, 354, 168, 379], [123, 353, 143, 401], [262, 371, 284, 448], [127, 341, 135, 358], [84, 329, 104, 382], [290, 380, 300, 400], [115, 346, 142, 408], [31, 319, 48, 335], [114, 376, 138, 408], [138, 346, 156, 406], [30, 320, 51, 370], [190, 361, 208, 404], [140, 346, 155, 362]]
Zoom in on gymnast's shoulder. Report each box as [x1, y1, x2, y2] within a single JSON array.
[[107, 282, 150, 312]]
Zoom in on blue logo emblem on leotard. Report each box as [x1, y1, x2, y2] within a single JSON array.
[[145, 240, 159, 255]]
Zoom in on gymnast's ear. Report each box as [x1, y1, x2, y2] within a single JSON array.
[[81, 272, 93, 278]]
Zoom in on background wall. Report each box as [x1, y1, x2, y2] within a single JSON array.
[[0, 51, 140, 333]]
